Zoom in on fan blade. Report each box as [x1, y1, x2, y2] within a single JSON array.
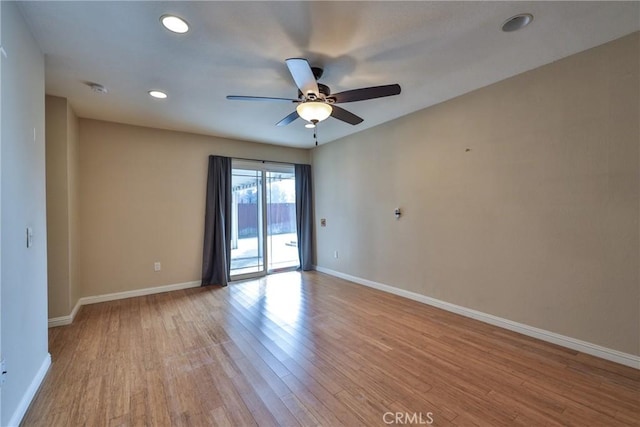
[[285, 58, 319, 97], [330, 105, 363, 125], [329, 84, 401, 103], [276, 111, 300, 127], [227, 95, 298, 102]]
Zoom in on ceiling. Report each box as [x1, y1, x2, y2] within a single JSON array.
[[18, 1, 640, 148]]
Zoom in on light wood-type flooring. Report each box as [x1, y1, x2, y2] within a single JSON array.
[[22, 271, 639, 426]]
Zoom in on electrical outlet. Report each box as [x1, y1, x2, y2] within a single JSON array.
[[334, 251, 339, 259], [154, 262, 161, 272]]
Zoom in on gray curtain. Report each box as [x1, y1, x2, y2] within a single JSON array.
[[202, 155, 232, 286], [295, 164, 313, 271]]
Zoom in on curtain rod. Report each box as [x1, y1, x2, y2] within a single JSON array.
[[232, 156, 300, 166]]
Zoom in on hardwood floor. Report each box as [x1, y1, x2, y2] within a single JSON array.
[[23, 271, 639, 426]]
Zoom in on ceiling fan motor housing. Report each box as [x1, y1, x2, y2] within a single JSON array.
[[311, 67, 324, 80], [298, 83, 331, 100]]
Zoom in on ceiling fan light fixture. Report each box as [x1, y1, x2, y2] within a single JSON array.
[[296, 101, 332, 123], [160, 15, 189, 34], [305, 123, 316, 129]]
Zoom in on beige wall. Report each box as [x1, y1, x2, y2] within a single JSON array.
[[68, 102, 81, 308], [45, 96, 70, 318], [312, 33, 639, 355], [45, 95, 80, 318], [1, 2, 49, 424], [79, 120, 309, 297]]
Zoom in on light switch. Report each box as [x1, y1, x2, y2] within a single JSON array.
[[26, 227, 33, 248]]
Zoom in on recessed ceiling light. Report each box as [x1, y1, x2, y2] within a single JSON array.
[[160, 15, 189, 34], [148, 90, 168, 99], [502, 13, 533, 32]]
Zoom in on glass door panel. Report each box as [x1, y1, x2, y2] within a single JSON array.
[[266, 171, 299, 272], [230, 168, 264, 277]]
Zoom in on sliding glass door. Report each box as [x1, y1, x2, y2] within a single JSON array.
[[230, 161, 299, 279]]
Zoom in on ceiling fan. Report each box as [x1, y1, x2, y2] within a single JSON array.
[[227, 58, 401, 129]]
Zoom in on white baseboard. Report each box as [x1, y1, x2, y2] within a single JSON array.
[[48, 280, 201, 328], [7, 353, 51, 427], [47, 299, 82, 328], [314, 266, 640, 370], [78, 280, 201, 306]]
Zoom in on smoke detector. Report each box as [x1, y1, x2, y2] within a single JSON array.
[[86, 82, 108, 94]]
